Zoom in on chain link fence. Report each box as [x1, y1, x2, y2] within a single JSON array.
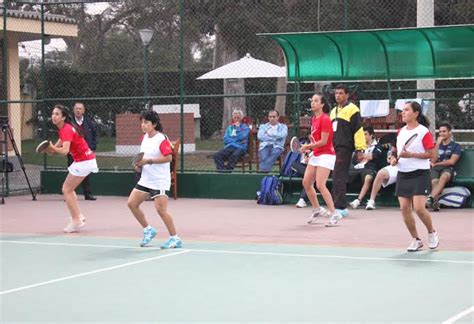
[[1, 0, 473, 195]]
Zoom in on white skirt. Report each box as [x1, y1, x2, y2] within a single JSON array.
[[68, 158, 99, 177], [308, 154, 336, 170]]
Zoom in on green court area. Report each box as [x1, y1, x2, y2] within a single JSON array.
[[1, 234, 472, 323]]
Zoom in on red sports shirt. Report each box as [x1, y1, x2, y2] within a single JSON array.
[[58, 123, 95, 162], [311, 113, 335, 156]]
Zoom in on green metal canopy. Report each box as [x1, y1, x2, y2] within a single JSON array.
[[261, 25, 474, 82]]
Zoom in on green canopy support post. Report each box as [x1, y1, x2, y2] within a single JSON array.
[[40, 4, 48, 170], [370, 32, 392, 104], [178, 0, 185, 172]]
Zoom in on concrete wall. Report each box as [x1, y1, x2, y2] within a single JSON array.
[[115, 112, 195, 154]]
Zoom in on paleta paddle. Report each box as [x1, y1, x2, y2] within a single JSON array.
[[131, 152, 145, 166], [35, 140, 49, 154]]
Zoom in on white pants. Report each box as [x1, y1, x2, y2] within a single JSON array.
[[381, 165, 398, 188]]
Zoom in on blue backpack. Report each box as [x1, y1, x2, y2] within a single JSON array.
[[257, 176, 284, 205], [281, 151, 301, 177]]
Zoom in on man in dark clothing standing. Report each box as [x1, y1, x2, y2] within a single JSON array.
[[68, 102, 97, 200], [329, 84, 366, 217]]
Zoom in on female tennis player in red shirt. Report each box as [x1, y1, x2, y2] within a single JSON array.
[[391, 101, 439, 252], [48, 104, 98, 233], [300, 93, 342, 226]]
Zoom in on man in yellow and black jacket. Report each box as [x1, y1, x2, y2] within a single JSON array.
[[330, 84, 366, 216]]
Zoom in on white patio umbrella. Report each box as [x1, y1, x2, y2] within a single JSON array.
[[197, 53, 286, 79]]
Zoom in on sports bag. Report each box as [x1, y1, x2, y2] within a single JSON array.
[[257, 175, 284, 205], [438, 186, 471, 208]]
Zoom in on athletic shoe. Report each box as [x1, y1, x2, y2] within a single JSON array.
[[428, 231, 439, 249], [426, 196, 433, 209], [63, 220, 85, 233], [407, 238, 423, 252], [349, 199, 360, 209], [80, 214, 86, 223], [328, 211, 343, 226], [432, 199, 440, 212], [296, 198, 307, 208], [336, 208, 349, 217], [161, 236, 183, 249], [366, 199, 376, 210], [307, 207, 327, 224], [140, 226, 157, 247]]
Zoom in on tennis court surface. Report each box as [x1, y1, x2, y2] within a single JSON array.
[[1, 195, 473, 323]]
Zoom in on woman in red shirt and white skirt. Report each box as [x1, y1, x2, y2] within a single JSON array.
[[47, 104, 99, 233], [301, 93, 342, 226]]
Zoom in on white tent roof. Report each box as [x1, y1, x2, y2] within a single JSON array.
[[197, 53, 286, 79]]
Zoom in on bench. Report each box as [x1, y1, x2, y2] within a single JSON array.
[[281, 148, 474, 207], [453, 149, 474, 189]]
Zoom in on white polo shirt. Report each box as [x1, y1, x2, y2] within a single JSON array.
[[397, 124, 434, 173], [137, 132, 173, 190]]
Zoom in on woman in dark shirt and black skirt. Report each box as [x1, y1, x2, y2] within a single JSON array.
[[391, 102, 439, 252]]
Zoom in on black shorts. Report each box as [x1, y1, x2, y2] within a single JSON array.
[[348, 167, 376, 183], [134, 184, 169, 199], [395, 169, 431, 197], [430, 165, 455, 182]]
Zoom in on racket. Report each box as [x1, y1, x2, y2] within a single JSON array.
[[290, 136, 301, 153], [397, 133, 418, 161], [35, 140, 49, 153], [131, 152, 145, 166]]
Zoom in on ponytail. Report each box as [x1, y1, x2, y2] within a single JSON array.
[[407, 101, 430, 128], [314, 93, 331, 114], [53, 104, 84, 137]]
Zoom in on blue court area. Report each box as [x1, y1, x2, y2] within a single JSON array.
[[1, 234, 472, 323]]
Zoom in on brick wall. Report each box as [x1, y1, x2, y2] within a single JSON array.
[[116, 113, 194, 146]]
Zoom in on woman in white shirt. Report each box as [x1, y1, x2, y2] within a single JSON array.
[[391, 102, 439, 252], [127, 111, 182, 249]]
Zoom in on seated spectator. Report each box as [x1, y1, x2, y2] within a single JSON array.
[[428, 123, 462, 211], [365, 152, 397, 210], [213, 109, 250, 172], [348, 126, 384, 209], [292, 138, 312, 208], [257, 110, 288, 172]]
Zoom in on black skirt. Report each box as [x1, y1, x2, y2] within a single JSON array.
[[395, 169, 431, 197]]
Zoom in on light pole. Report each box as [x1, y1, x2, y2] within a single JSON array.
[[139, 29, 154, 107]]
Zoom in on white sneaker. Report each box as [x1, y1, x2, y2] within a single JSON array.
[[64, 220, 85, 233], [407, 238, 423, 252], [349, 199, 360, 209], [295, 198, 307, 208], [428, 231, 439, 249], [328, 211, 343, 226], [307, 207, 327, 224], [366, 199, 376, 210]]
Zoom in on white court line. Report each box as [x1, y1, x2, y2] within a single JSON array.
[[443, 306, 474, 324], [0, 240, 155, 250], [189, 248, 474, 264], [1, 240, 473, 264], [0, 250, 191, 296]]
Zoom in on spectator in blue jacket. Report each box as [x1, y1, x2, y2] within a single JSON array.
[[214, 109, 250, 172], [257, 110, 288, 172]]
